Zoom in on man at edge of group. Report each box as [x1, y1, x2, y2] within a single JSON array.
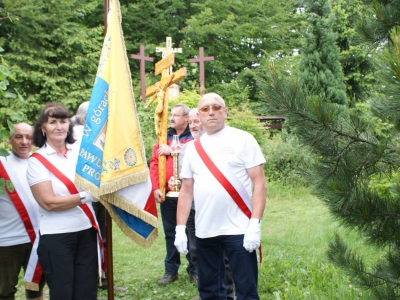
[[169, 108, 235, 300], [0, 123, 45, 300], [150, 103, 197, 286], [175, 93, 267, 300]]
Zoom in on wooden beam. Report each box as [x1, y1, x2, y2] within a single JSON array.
[[155, 52, 174, 76], [146, 67, 187, 97]]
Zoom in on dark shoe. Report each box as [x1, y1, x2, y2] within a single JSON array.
[[157, 274, 178, 286], [191, 295, 201, 300], [99, 279, 127, 292], [190, 274, 198, 287], [99, 278, 108, 290]]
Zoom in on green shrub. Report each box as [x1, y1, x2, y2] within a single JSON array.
[[226, 104, 268, 148], [263, 130, 312, 185]]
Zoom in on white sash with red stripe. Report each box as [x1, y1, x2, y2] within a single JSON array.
[[30, 153, 106, 278], [194, 139, 263, 263], [0, 155, 42, 291]]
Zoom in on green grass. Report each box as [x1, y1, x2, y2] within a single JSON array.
[[17, 182, 380, 299]]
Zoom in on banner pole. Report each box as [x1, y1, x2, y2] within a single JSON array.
[[103, 1, 114, 300]]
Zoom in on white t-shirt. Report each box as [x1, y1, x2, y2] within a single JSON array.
[[73, 124, 84, 146], [0, 153, 31, 246], [180, 126, 266, 238], [26, 142, 92, 235]]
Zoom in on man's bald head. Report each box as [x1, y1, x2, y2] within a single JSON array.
[[9, 123, 33, 159], [197, 93, 228, 135]]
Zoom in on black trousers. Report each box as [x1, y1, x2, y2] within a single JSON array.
[[37, 227, 98, 300], [187, 209, 235, 298]]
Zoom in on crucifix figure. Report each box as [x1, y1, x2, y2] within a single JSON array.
[[145, 51, 187, 200], [189, 47, 214, 95], [131, 45, 154, 102]]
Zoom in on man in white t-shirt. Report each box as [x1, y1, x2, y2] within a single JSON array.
[[0, 123, 45, 300], [175, 93, 267, 300], [171, 108, 235, 300]]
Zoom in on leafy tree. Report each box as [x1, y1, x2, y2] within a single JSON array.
[[330, 0, 376, 105], [0, 0, 104, 122], [298, 0, 347, 105], [0, 0, 308, 116], [0, 12, 25, 157], [181, 0, 303, 103], [0, 45, 20, 156]]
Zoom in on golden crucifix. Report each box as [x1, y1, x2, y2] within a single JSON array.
[[145, 50, 186, 201]]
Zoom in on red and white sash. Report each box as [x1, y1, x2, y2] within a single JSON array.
[[194, 139, 262, 263], [30, 153, 107, 277], [0, 157, 42, 291]]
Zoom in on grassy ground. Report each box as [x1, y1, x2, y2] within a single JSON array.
[[17, 182, 379, 299]]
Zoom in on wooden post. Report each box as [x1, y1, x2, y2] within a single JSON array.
[[131, 45, 154, 102], [104, 1, 114, 299], [145, 51, 186, 200], [189, 47, 214, 95]]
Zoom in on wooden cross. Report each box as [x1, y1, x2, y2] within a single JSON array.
[[189, 47, 214, 95], [131, 45, 154, 102], [156, 37, 182, 75], [145, 52, 187, 201]]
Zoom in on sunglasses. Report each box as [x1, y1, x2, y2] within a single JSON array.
[[199, 104, 225, 113]]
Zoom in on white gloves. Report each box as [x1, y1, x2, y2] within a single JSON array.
[[243, 218, 261, 253], [174, 225, 188, 255], [79, 191, 98, 204]]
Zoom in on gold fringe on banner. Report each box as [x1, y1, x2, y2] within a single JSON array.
[[75, 175, 102, 199], [100, 194, 158, 248], [24, 282, 39, 292], [99, 169, 149, 196], [75, 169, 149, 199], [103, 192, 157, 227]]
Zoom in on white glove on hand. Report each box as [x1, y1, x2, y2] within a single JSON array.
[[79, 191, 98, 204], [243, 218, 261, 253], [174, 225, 188, 255]]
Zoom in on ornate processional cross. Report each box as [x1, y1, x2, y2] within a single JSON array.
[[156, 37, 183, 75], [145, 37, 186, 200]]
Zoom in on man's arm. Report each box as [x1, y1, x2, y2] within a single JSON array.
[[176, 178, 194, 225], [149, 143, 164, 202], [243, 164, 267, 252], [149, 143, 160, 189], [247, 164, 267, 219], [175, 177, 194, 255]]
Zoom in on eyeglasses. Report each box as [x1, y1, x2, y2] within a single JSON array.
[[199, 104, 225, 113]]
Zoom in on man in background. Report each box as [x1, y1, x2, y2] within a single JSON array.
[[150, 103, 197, 286], [0, 123, 45, 300]]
